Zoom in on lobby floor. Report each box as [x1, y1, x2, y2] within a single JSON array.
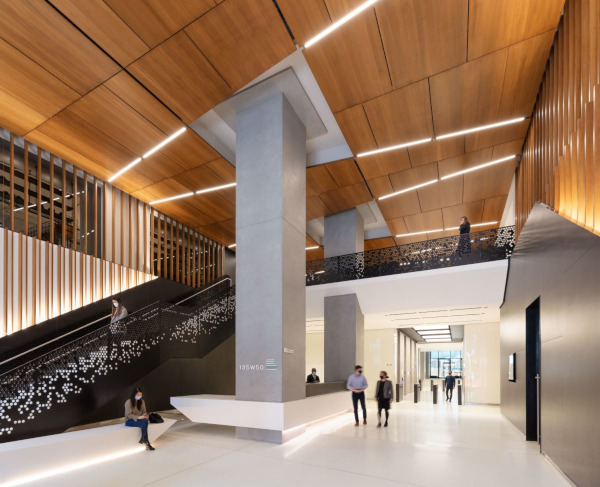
[[27, 397, 570, 487]]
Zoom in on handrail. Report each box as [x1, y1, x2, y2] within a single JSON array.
[[0, 276, 232, 369]]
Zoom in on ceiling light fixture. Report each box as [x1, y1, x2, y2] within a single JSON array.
[[418, 330, 451, 336], [421, 334, 452, 339], [445, 221, 498, 231], [357, 137, 432, 158], [306, 246, 319, 250], [413, 325, 450, 331], [304, 0, 380, 48], [228, 244, 236, 249], [396, 228, 444, 238], [397, 220, 500, 238], [378, 179, 438, 201], [196, 182, 236, 195], [149, 192, 194, 205], [425, 338, 452, 342], [435, 117, 526, 140], [440, 155, 516, 180], [108, 127, 187, 182]]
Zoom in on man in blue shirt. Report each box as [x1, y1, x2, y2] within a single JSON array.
[[445, 370, 456, 402], [347, 365, 368, 426]]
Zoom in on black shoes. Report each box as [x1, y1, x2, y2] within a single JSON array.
[[384, 422, 388, 427], [146, 442, 155, 451], [377, 423, 381, 428]]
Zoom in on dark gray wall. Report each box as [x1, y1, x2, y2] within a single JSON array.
[[501, 203, 600, 487]]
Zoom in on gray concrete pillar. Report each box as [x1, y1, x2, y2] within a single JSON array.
[[323, 208, 364, 258], [235, 93, 306, 442]]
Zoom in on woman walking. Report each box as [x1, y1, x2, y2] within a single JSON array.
[[375, 371, 394, 427]]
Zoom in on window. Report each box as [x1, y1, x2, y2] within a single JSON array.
[[429, 350, 462, 378]]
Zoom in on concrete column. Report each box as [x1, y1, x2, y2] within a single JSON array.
[[324, 294, 364, 382], [323, 208, 364, 382], [235, 93, 306, 441]]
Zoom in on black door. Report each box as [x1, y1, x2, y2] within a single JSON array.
[[525, 297, 541, 443]]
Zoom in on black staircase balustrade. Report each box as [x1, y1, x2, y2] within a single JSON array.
[[306, 226, 515, 286], [0, 283, 235, 442]]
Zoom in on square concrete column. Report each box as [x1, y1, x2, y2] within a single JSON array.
[[323, 208, 364, 382], [235, 93, 306, 441]]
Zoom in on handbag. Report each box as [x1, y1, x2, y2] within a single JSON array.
[[148, 412, 164, 423]]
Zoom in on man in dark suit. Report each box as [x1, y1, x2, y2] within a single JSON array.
[[445, 370, 456, 401], [306, 368, 320, 383]]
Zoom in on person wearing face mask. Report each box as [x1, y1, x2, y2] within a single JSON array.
[[375, 371, 394, 427], [347, 365, 368, 426], [110, 296, 128, 324], [306, 368, 320, 383], [125, 386, 155, 450]]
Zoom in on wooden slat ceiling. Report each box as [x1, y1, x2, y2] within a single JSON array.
[[0, 0, 563, 253]]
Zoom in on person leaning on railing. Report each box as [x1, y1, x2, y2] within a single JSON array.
[[125, 386, 155, 451], [457, 216, 471, 256], [110, 296, 128, 334]]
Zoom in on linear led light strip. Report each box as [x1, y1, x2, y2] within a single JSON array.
[[13, 191, 84, 212], [149, 182, 237, 205], [229, 244, 321, 251], [378, 155, 517, 201], [395, 221, 498, 238], [108, 127, 187, 183], [304, 0, 380, 48], [357, 117, 526, 158]]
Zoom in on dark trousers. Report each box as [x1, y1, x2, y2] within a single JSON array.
[[352, 392, 366, 422], [126, 418, 149, 438], [446, 386, 454, 400]]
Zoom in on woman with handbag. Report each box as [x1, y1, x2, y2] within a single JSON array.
[[375, 371, 394, 427], [124, 387, 155, 451]]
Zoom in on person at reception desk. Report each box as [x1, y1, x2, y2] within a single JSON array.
[[445, 370, 456, 402], [347, 365, 368, 426], [306, 368, 320, 383], [375, 371, 393, 427], [125, 387, 155, 451]]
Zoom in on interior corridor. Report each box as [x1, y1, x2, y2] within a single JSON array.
[[26, 399, 569, 487]]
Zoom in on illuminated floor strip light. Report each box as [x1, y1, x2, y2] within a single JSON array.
[[396, 221, 498, 238], [0, 446, 145, 487], [304, 0, 380, 48], [356, 117, 525, 158], [108, 127, 187, 183], [440, 155, 516, 180], [378, 179, 438, 201]]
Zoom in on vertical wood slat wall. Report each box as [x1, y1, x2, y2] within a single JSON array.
[[0, 131, 225, 338], [516, 0, 600, 238]]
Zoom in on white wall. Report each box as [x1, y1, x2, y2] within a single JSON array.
[[305, 332, 325, 381], [463, 323, 501, 404], [500, 175, 516, 227]]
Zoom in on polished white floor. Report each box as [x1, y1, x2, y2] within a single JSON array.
[[22, 396, 570, 487]]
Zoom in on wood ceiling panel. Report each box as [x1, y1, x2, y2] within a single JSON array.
[[132, 179, 188, 202], [363, 80, 433, 146], [112, 171, 156, 195], [200, 218, 235, 245], [127, 32, 232, 123], [491, 139, 525, 159], [377, 192, 421, 220], [430, 48, 508, 135], [104, 71, 182, 134], [325, 159, 363, 187], [482, 195, 508, 222], [302, 1, 392, 112], [204, 158, 235, 182], [276, 0, 330, 46], [307, 165, 337, 197], [307, 195, 332, 221], [498, 31, 555, 120], [394, 234, 426, 245], [386, 217, 409, 236], [160, 130, 220, 170], [318, 183, 371, 214], [408, 137, 465, 167], [357, 150, 412, 180], [157, 200, 215, 228], [68, 86, 166, 155], [0, 39, 79, 118], [0, 89, 47, 136], [464, 119, 529, 152], [0, 0, 118, 94], [404, 209, 444, 233], [172, 164, 227, 191], [417, 177, 463, 212], [105, 0, 215, 48], [463, 159, 517, 203], [388, 162, 438, 192], [138, 152, 186, 182], [437, 147, 493, 179], [306, 247, 325, 261], [468, 0, 564, 60], [376, 0, 467, 88], [334, 105, 376, 154], [306, 235, 319, 247], [188, 192, 235, 222], [366, 176, 393, 199], [364, 237, 395, 251], [185, 0, 295, 92], [49, 0, 149, 66], [441, 201, 485, 227]]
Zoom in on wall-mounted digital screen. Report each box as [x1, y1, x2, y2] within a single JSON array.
[[508, 353, 516, 382]]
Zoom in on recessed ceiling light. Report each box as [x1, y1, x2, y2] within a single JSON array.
[[418, 330, 451, 336], [196, 182, 236, 195], [108, 158, 142, 183], [304, 0, 380, 48], [149, 192, 194, 205], [421, 334, 452, 339], [435, 117, 526, 140], [413, 325, 449, 331], [440, 155, 517, 180], [306, 246, 319, 250], [396, 228, 444, 238], [228, 244, 236, 249], [378, 179, 438, 201], [445, 221, 498, 231], [425, 338, 452, 342], [357, 137, 432, 158]]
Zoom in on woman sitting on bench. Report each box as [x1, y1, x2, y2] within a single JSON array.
[[125, 387, 155, 451]]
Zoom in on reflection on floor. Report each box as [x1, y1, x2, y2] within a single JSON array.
[[25, 397, 570, 487]]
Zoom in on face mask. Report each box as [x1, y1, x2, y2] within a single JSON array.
[[135, 394, 142, 400], [358, 370, 362, 375], [113, 302, 118, 307], [380, 375, 384, 379], [312, 372, 316, 376]]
